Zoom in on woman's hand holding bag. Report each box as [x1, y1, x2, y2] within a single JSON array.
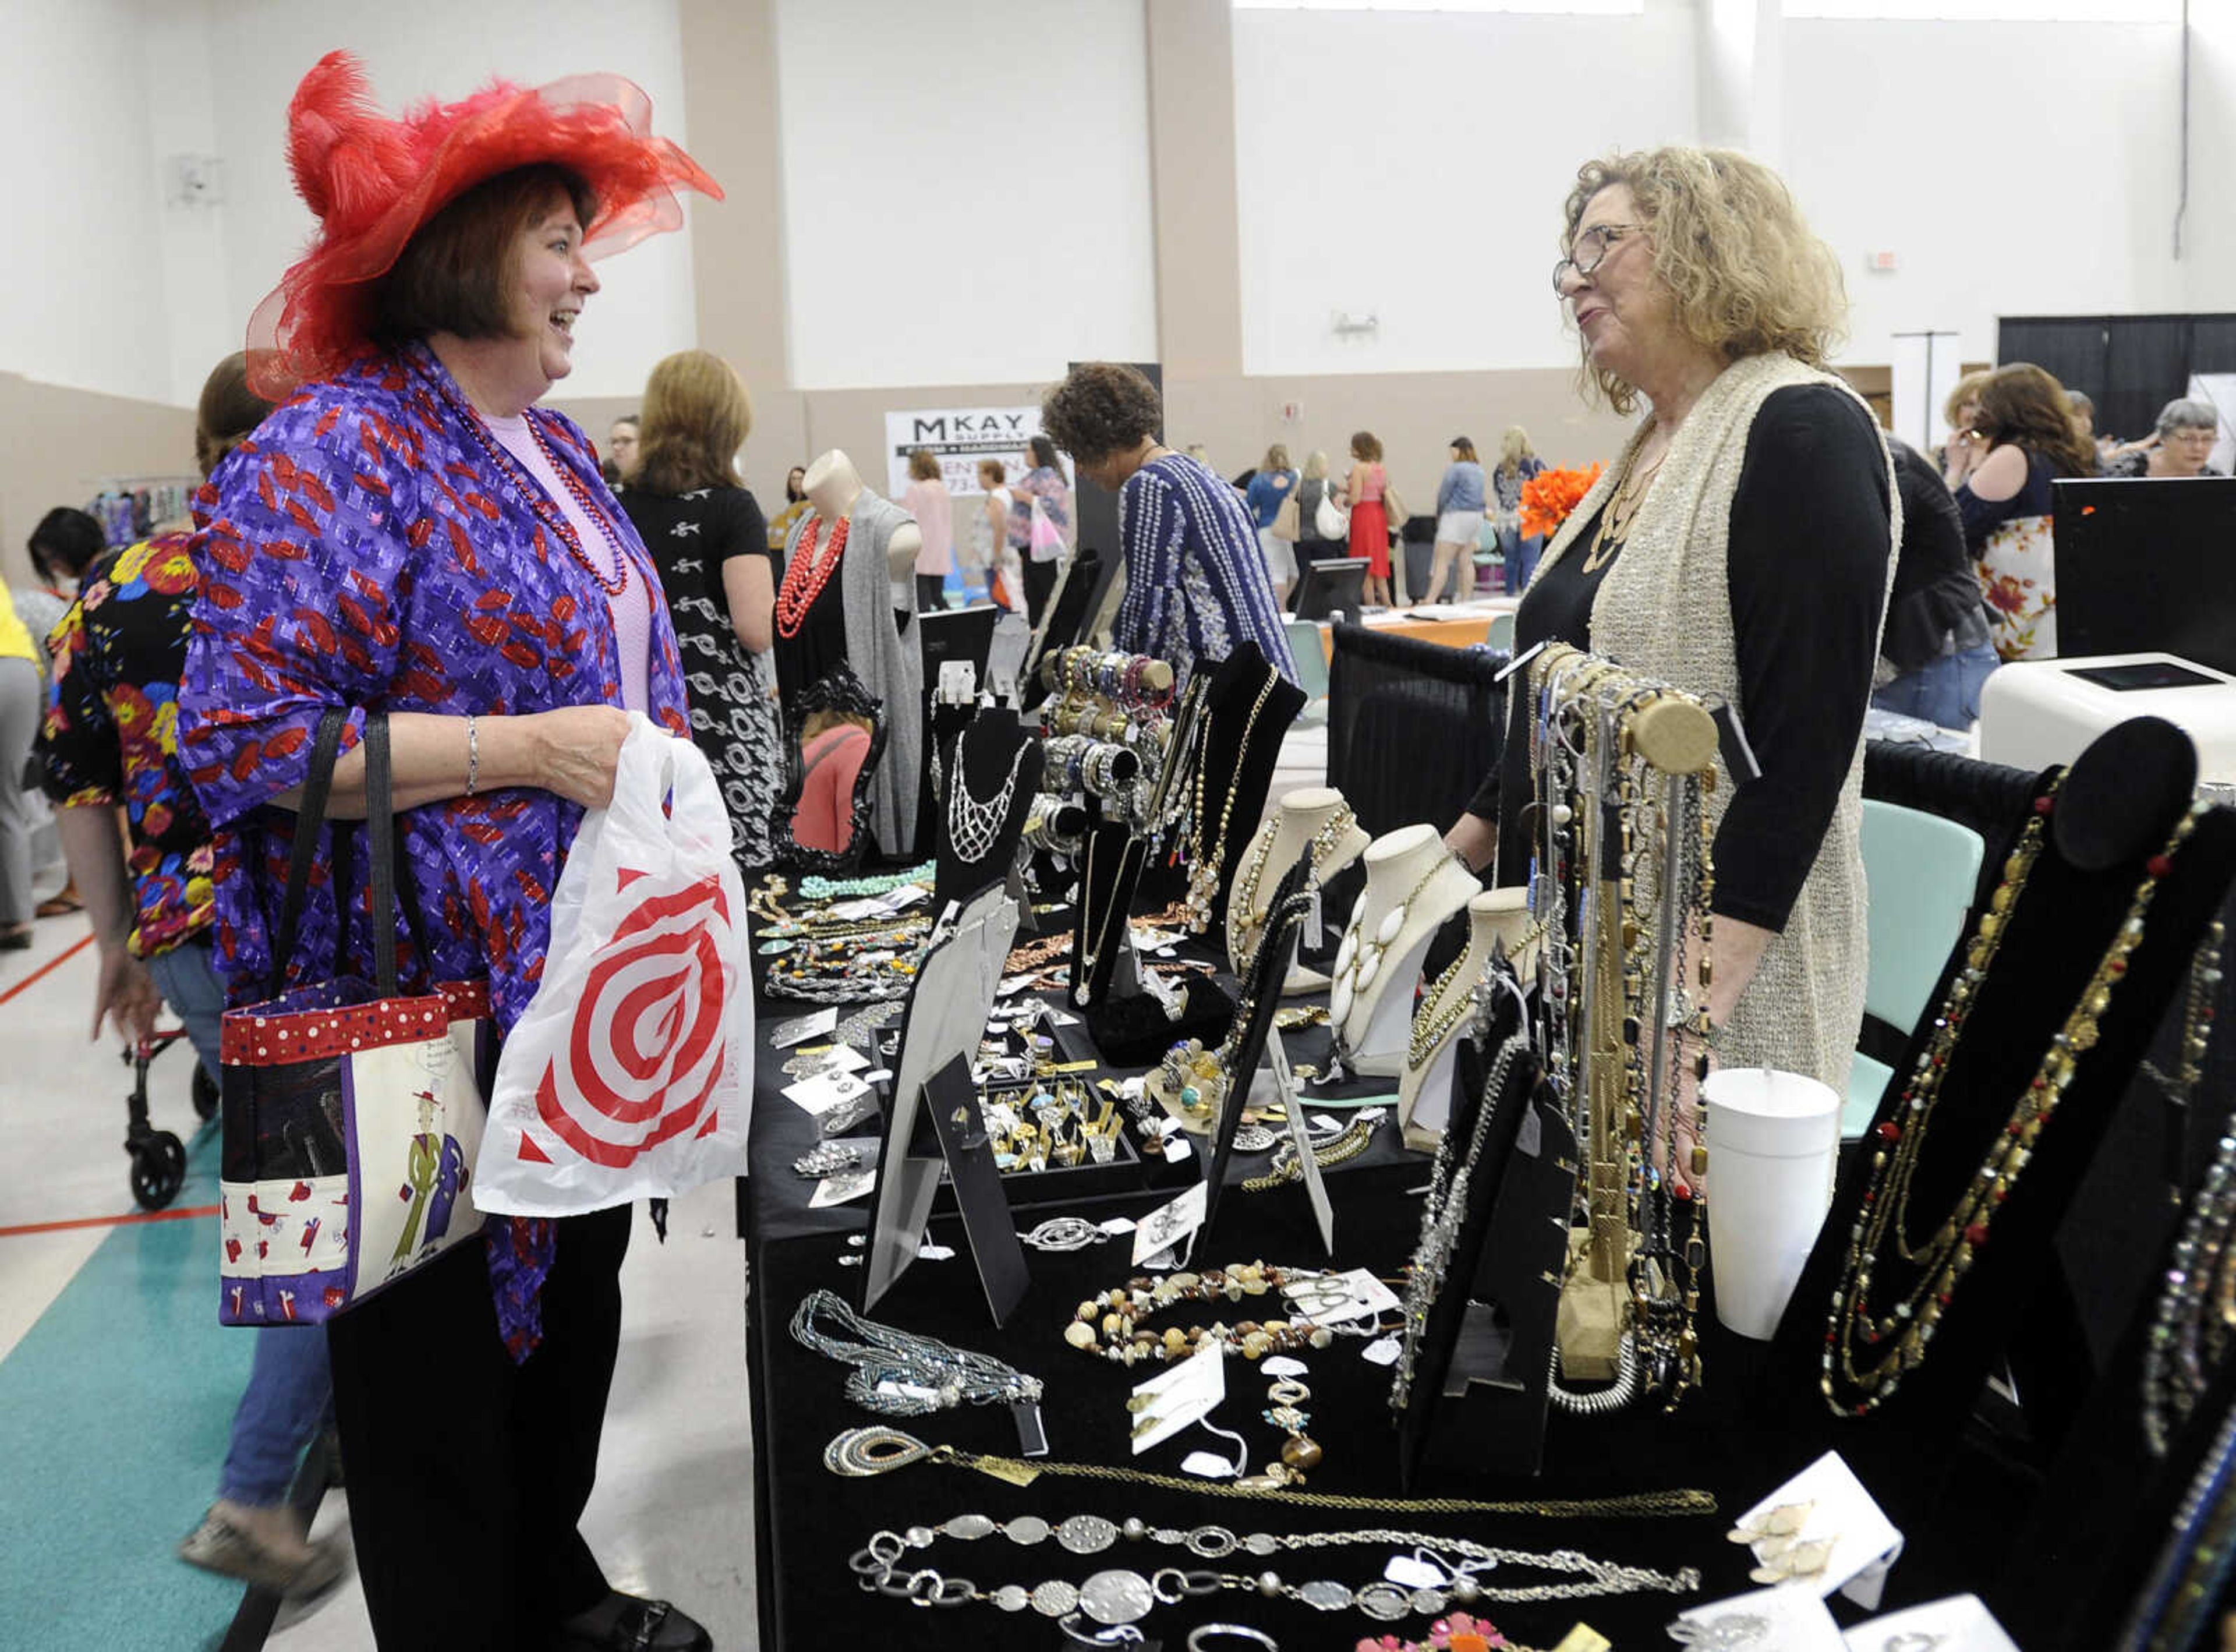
[[476, 717, 752, 1216]]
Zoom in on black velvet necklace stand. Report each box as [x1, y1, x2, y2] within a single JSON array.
[[1757, 719, 2236, 1593], [1191, 645, 1308, 969], [932, 710, 1042, 912]]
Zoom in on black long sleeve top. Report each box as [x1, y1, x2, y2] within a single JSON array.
[[1472, 384, 1892, 932]]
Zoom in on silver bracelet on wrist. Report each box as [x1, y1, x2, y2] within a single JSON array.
[[465, 714, 479, 797]]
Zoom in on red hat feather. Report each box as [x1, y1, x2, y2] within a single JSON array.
[[247, 51, 721, 399]]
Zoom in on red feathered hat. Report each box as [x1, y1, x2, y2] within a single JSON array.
[[247, 51, 721, 399]]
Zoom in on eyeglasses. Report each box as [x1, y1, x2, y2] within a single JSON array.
[[1552, 223, 1639, 295]]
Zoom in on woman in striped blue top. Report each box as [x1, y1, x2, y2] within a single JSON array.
[[1039, 363, 1299, 689]]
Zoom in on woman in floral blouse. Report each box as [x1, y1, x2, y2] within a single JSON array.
[[176, 53, 720, 1652]]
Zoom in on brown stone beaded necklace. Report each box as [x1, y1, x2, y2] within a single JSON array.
[[1063, 1260, 1345, 1368], [1824, 785, 2207, 1417]]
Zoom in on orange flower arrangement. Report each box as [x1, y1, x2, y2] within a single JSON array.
[[1518, 462, 1604, 541]]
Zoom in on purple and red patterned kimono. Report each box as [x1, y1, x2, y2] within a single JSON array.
[[180, 342, 689, 1354]]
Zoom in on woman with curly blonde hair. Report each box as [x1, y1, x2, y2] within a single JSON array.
[[1446, 145, 1897, 1131]]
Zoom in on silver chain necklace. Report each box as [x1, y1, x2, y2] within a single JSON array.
[[948, 736, 1035, 864], [788, 1289, 1044, 1416], [848, 1511, 1698, 1626]]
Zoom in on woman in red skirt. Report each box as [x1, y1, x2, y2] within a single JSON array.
[[1345, 430, 1394, 607]]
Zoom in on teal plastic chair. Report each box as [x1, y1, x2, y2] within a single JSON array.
[[1285, 618, 1329, 724], [1845, 800, 1985, 1138], [1487, 611, 1516, 653]]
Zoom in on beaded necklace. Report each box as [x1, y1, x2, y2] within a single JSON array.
[[1230, 802, 1360, 963], [775, 514, 851, 639], [1331, 854, 1459, 1031], [430, 380, 633, 596], [1062, 1260, 1343, 1366], [1184, 674, 1280, 931], [2139, 922, 2229, 1456], [1825, 793, 2203, 1417]]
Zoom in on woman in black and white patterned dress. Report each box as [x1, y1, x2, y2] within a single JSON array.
[[615, 351, 782, 866]]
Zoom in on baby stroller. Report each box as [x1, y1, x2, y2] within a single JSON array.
[[123, 1024, 218, 1209]]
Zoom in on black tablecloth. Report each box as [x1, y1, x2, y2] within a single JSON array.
[[737, 978, 2028, 1647]]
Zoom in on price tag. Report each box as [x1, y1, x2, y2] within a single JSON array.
[[1181, 1451, 1239, 1479], [1132, 1182, 1209, 1267], [1128, 1340, 1225, 1455], [1313, 1267, 1403, 1325], [1384, 1555, 1446, 1590], [1097, 1217, 1137, 1236], [1361, 1335, 1402, 1366], [769, 1009, 838, 1049], [1261, 1356, 1310, 1378]]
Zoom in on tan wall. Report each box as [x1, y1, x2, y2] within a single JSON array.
[[0, 374, 199, 586]]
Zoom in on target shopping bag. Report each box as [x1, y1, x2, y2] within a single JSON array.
[[475, 717, 752, 1216]]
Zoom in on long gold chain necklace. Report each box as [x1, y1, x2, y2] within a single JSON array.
[[822, 1428, 1718, 1517], [1185, 673, 1280, 931], [1825, 793, 2204, 1417]]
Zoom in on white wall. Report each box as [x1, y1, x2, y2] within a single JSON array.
[[772, 0, 1159, 390], [5, 0, 178, 406], [1784, 16, 2191, 369], [201, 0, 700, 405], [1232, 1, 1699, 378]]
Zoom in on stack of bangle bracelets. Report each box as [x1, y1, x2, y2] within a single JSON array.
[[1524, 645, 1720, 1415]]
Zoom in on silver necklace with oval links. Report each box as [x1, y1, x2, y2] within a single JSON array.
[[847, 1511, 1699, 1626]]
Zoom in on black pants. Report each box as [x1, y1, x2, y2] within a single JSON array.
[[326, 1204, 632, 1648], [1021, 556, 1060, 631], [915, 573, 947, 614]]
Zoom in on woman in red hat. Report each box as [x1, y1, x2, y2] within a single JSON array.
[[178, 54, 721, 1651]]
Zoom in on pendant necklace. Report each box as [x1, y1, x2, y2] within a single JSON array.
[[1580, 448, 1663, 576]]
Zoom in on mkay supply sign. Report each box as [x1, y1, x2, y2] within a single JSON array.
[[884, 405, 1070, 498]]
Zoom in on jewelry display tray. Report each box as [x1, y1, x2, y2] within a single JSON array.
[[926, 1077, 1151, 1215]]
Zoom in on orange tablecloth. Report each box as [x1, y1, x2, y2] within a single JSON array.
[[1314, 603, 1516, 661]]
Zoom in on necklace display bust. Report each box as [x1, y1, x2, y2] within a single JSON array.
[[1329, 825, 1478, 1078]]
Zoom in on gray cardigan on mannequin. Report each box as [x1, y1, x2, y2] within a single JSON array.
[[788, 489, 922, 855]]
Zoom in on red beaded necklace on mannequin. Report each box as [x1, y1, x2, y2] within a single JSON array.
[[776, 514, 851, 639]]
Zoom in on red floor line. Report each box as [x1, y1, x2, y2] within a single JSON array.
[[0, 931, 97, 1006], [0, 1202, 220, 1238]]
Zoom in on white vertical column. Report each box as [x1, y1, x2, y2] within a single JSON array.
[[1698, 0, 1782, 165]]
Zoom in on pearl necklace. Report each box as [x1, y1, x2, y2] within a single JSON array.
[[1331, 854, 1459, 1029]]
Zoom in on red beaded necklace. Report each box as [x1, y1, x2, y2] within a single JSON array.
[[427, 378, 634, 597], [775, 515, 850, 639]]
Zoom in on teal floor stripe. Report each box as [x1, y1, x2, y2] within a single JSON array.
[[0, 1141, 272, 1647]]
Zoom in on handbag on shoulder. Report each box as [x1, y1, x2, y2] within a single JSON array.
[[217, 710, 492, 1326], [1270, 490, 1303, 543]]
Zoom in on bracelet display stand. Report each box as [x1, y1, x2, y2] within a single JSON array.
[[1326, 825, 1477, 1078], [1225, 786, 1370, 989], [1760, 718, 2236, 1537], [932, 710, 1041, 912], [1393, 983, 1573, 1488], [1400, 887, 1535, 1150], [861, 884, 1027, 1322]]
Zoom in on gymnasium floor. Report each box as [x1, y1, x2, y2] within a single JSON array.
[[0, 912, 758, 1649]]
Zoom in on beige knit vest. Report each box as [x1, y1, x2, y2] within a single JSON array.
[[1535, 352, 1900, 1089]]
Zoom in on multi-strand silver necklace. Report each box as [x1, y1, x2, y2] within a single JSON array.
[[847, 1512, 1698, 1627], [788, 1289, 1043, 1417], [1392, 1023, 1530, 1412], [947, 737, 1035, 865]]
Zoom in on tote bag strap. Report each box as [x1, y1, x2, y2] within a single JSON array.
[[264, 709, 348, 1002], [362, 712, 401, 1000]]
